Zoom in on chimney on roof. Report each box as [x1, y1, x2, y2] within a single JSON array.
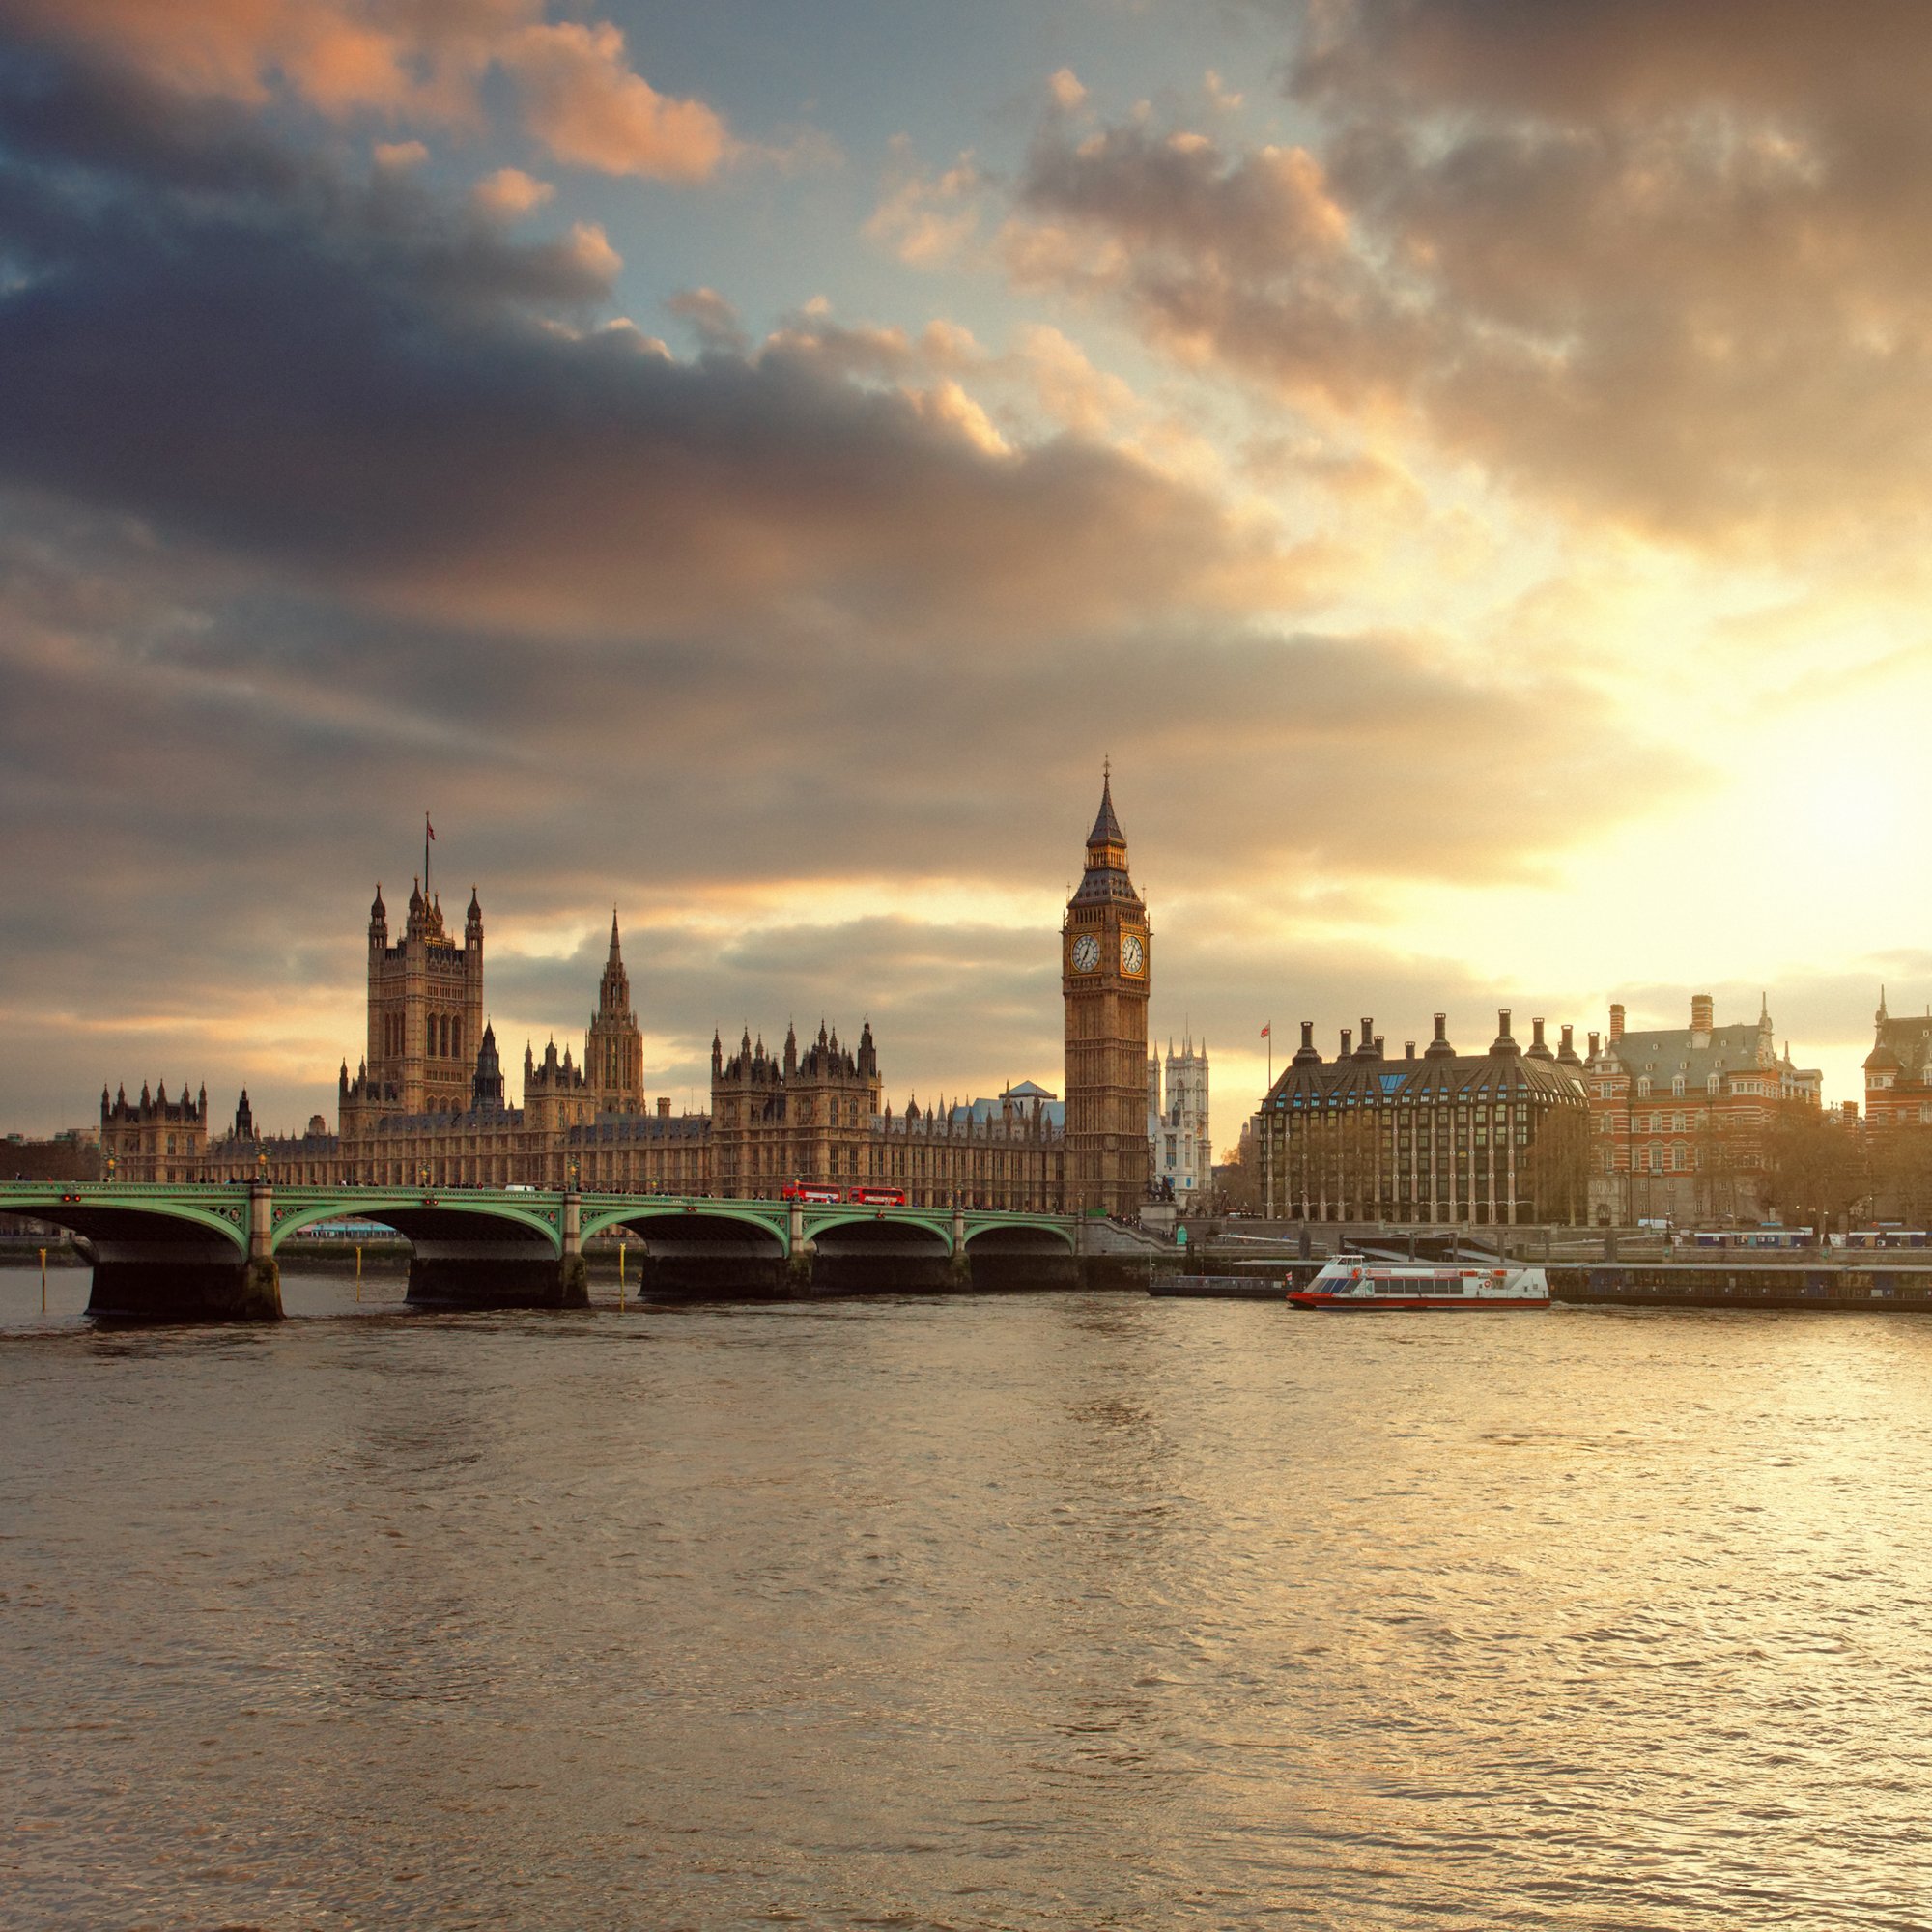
[[1690, 992, 1714, 1045], [1374, 1035, 1385, 1057], [1405, 1040, 1416, 1061], [1609, 1003, 1626, 1042], [1588, 1030, 1601, 1058], [657, 1096, 670, 1118], [1339, 1028, 1352, 1058], [1426, 1013, 1454, 1059]]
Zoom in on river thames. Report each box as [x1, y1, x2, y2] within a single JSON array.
[[4, 1266, 1930, 1929]]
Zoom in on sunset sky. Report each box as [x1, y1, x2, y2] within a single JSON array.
[[3, 0, 1926, 1137]]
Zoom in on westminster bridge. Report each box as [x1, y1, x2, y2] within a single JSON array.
[[0, 1181, 1097, 1320]]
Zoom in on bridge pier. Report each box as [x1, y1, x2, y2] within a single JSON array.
[[557, 1191, 590, 1307], [242, 1180, 284, 1319], [395, 1191, 584, 1309], [86, 1181, 282, 1322]]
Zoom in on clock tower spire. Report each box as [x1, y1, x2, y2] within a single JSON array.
[[1063, 769, 1151, 1215]]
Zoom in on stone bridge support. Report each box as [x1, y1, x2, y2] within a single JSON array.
[[556, 1191, 589, 1307], [594, 1209, 791, 1301], [68, 1193, 282, 1322], [964, 1225, 1080, 1292], [399, 1204, 581, 1310], [807, 1215, 953, 1294]]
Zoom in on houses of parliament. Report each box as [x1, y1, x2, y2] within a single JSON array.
[[99, 781, 1153, 1215]]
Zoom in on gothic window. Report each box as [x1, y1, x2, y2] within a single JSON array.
[[452, 1020, 462, 1062]]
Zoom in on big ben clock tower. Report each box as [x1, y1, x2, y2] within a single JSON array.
[[1063, 769, 1151, 1215]]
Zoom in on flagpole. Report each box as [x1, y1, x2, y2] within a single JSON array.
[[424, 811, 431, 901]]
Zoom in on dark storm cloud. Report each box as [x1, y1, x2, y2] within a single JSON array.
[[1015, 0, 1932, 548]]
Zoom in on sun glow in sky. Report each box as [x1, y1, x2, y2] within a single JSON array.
[[4, 0, 1929, 1136]]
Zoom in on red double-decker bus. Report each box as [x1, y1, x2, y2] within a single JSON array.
[[845, 1186, 907, 1207], [781, 1181, 842, 1204]]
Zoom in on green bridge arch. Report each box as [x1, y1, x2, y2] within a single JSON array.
[[269, 1194, 564, 1254], [580, 1201, 791, 1252], [960, 1215, 1077, 1253], [804, 1208, 955, 1252], [0, 1182, 250, 1255]]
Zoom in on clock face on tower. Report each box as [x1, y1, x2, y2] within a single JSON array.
[[1070, 933, 1101, 973], [1121, 931, 1146, 977]]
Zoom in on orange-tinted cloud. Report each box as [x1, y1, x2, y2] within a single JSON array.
[[503, 21, 731, 181], [8, 0, 734, 182], [1008, 1, 1932, 553], [6, 0, 525, 118], [471, 165, 554, 218]]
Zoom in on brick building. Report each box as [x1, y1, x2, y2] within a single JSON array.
[[1583, 994, 1821, 1226], [1861, 989, 1932, 1130]]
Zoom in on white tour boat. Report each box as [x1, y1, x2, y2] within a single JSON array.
[[1288, 1257, 1550, 1310]]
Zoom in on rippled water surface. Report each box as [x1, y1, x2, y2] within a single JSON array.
[[5, 1264, 1932, 1929]]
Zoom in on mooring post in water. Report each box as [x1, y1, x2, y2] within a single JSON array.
[[41, 1246, 47, 1313]]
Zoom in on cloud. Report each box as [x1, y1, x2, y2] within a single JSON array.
[[0, 27, 1692, 1135], [866, 136, 984, 268], [471, 165, 554, 218], [0, 77, 1326, 644], [503, 20, 731, 182], [666, 286, 750, 355], [5, 0, 531, 120], [6, 0, 738, 184], [1003, 2, 1932, 553], [0, 496, 1687, 1131]]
